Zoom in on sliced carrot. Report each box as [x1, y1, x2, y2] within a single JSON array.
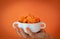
[[35, 18, 40, 22], [23, 19, 27, 23], [19, 16, 26, 22]]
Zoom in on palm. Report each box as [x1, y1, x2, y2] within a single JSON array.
[[27, 30, 46, 39]]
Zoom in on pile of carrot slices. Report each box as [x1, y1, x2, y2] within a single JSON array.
[[19, 15, 40, 23]]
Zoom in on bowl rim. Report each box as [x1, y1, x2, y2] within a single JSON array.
[[18, 21, 41, 24]]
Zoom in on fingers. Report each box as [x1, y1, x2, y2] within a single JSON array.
[[15, 26, 28, 38], [19, 28, 28, 38], [14, 24, 28, 38], [15, 26, 22, 37], [26, 28, 35, 38]]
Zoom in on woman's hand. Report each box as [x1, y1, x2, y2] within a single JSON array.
[[15, 26, 47, 39]]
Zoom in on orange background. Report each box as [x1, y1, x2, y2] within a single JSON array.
[[0, 0, 60, 39]]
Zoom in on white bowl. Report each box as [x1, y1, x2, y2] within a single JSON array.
[[13, 21, 46, 33]]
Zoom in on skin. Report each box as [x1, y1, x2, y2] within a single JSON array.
[[14, 26, 55, 39]]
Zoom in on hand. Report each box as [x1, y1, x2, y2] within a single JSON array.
[[15, 26, 46, 39]]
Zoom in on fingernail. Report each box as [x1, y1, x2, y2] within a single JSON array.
[[19, 28, 23, 32], [26, 28, 29, 30]]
